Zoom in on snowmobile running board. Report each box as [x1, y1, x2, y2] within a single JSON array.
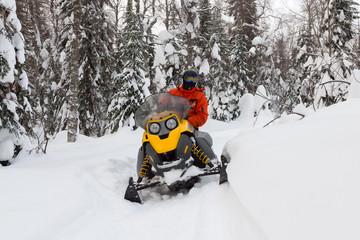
[[124, 156, 229, 204]]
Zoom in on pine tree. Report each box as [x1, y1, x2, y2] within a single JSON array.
[[179, 0, 200, 69], [0, 1, 33, 152], [16, 0, 62, 145], [231, 27, 250, 94], [77, 0, 115, 137], [227, 0, 258, 93], [288, 0, 326, 108], [39, 0, 63, 137], [293, 30, 321, 107], [154, 0, 198, 88], [315, 0, 359, 107], [59, 0, 81, 142], [227, 0, 257, 51], [107, 0, 151, 132], [205, 2, 240, 121], [196, 0, 214, 93], [59, 0, 115, 140], [249, 34, 285, 116]]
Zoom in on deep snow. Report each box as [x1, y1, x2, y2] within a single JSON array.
[[1, 99, 360, 240]]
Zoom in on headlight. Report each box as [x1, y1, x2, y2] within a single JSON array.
[[165, 118, 177, 130], [149, 122, 161, 134]]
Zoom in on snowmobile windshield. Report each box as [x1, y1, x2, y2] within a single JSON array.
[[135, 93, 192, 130]]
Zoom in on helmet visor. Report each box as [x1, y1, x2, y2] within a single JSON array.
[[184, 75, 198, 83]]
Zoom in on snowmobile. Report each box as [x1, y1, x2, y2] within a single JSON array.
[[124, 93, 229, 204]]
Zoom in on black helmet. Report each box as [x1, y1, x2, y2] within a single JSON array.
[[182, 69, 198, 90]]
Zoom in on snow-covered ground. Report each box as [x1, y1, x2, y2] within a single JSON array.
[[1, 98, 360, 240]]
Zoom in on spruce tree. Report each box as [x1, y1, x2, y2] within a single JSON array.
[[206, 3, 239, 121], [272, 35, 299, 114], [107, 0, 151, 132], [58, 0, 81, 142], [155, 0, 196, 88], [315, 0, 359, 107], [197, 0, 214, 93], [0, 1, 33, 152], [59, 0, 115, 140], [292, 30, 321, 107], [179, 0, 200, 69], [77, 0, 115, 137], [16, 0, 62, 144], [231, 27, 250, 94], [227, 0, 258, 93]]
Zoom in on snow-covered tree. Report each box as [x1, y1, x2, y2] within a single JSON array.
[[107, 0, 151, 132], [16, 0, 62, 146], [227, 0, 257, 51], [197, 0, 213, 88], [206, 2, 240, 121], [77, 0, 115, 137], [227, 0, 258, 92], [179, 0, 200, 69], [314, 0, 359, 107], [249, 36, 273, 95], [150, 0, 198, 90], [58, 0, 81, 142], [230, 27, 250, 94], [272, 35, 300, 114], [292, 30, 321, 107], [59, 0, 115, 140], [0, 0, 33, 161], [249, 35, 293, 116]]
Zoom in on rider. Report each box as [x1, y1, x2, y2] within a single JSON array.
[[169, 69, 216, 168], [169, 69, 208, 129]]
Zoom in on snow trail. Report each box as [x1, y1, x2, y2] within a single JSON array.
[[0, 120, 265, 240], [3, 100, 359, 240]]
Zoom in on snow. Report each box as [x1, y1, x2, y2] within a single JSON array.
[[223, 99, 360, 240], [153, 45, 166, 67], [0, 34, 16, 83], [0, 0, 15, 8], [211, 43, 221, 61], [154, 67, 166, 89], [1, 98, 360, 239], [59, 51, 66, 63], [339, 10, 345, 22], [252, 36, 267, 46], [236, 93, 255, 126], [12, 32, 25, 64], [199, 58, 210, 75], [157, 29, 174, 42], [18, 70, 29, 90], [164, 43, 176, 55], [0, 129, 14, 161], [348, 70, 360, 99]]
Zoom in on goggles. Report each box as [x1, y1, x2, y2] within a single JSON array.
[[183, 75, 198, 83]]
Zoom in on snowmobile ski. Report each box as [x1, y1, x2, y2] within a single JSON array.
[[124, 177, 142, 204], [124, 158, 229, 204]]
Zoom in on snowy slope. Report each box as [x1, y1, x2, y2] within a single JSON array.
[[224, 99, 360, 240], [1, 99, 360, 240]]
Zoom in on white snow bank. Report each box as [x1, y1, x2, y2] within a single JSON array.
[[223, 99, 360, 240], [0, 129, 14, 161]]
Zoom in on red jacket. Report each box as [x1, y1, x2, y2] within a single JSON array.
[[169, 85, 209, 128]]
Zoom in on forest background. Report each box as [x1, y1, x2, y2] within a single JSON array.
[[0, 0, 359, 156]]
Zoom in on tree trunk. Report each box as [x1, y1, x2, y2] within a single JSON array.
[[67, 3, 81, 143]]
